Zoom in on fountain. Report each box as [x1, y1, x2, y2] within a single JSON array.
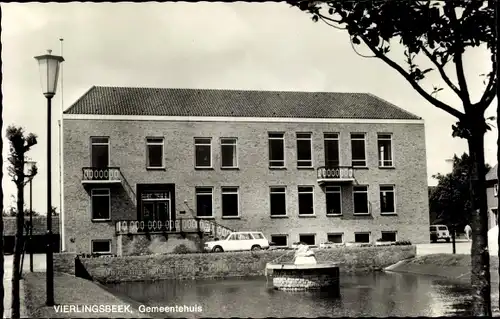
[[265, 243, 339, 292]]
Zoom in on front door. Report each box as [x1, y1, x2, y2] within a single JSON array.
[[141, 191, 172, 231]]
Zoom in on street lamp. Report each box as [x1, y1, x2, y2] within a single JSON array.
[[24, 160, 37, 272], [35, 49, 64, 306]]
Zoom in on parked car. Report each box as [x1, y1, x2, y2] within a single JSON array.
[[430, 225, 451, 243], [204, 231, 270, 252]]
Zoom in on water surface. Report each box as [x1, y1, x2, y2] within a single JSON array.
[[106, 272, 499, 317]]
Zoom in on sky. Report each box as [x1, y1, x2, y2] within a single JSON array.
[[1, 2, 497, 215]]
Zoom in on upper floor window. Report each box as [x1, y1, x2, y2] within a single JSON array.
[[353, 185, 369, 215], [296, 133, 313, 167], [269, 133, 285, 168], [378, 134, 393, 167], [195, 138, 212, 168], [146, 137, 164, 168], [351, 133, 366, 167], [90, 137, 109, 168], [196, 187, 213, 217], [270, 186, 287, 216], [380, 185, 396, 214], [91, 188, 111, 221], [222, 187, 239, 218], [324, 133, 340, 167], [221, 138, 238, 168]]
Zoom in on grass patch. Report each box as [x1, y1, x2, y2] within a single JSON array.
[[408, 254, 499, 269], [23, 272, 147, 318]]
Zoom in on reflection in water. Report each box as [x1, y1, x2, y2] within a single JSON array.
[[107, 272, 480, 318]]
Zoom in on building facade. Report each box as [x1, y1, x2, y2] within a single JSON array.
[[487, 164, 498, 229], [62, 86, 430, 254]]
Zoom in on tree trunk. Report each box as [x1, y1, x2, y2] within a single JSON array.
[[467, 131, 492, 316], [0, 204, 4, 319], [11, 182, 24, 319]]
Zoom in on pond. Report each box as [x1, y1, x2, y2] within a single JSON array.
[[106, 272, 500, 318]]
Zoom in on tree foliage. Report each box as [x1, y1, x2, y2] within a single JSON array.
[[430, 153, 492, 229], [289, 0, 496, 135]]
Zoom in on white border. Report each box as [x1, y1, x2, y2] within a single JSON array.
[[64, 114, 424, 124]]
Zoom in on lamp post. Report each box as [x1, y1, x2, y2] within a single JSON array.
[[24, 160, 36, 272], [35, 49, 64, 306]]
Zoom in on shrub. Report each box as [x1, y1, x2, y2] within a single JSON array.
[[172, 244, 191, 254], [393, 240, 412, 246]]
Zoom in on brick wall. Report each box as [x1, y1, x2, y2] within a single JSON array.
[[3, 216, 60, 237], [68, 245, 415, 283], [64, 118, 429, 254]]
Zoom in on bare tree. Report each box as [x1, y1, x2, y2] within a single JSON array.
[[6, 126, 37, 319]]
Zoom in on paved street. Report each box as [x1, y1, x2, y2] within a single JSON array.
[[416, 239, 473, 256], [3, 254, 46, 318]]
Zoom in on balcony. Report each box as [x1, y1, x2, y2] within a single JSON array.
[[317, 166, 355, 184], [81, 167, 122, 186]]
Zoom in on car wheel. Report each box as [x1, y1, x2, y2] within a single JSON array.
[[212, 246, 223, 253], [251, 245, 261, 251]]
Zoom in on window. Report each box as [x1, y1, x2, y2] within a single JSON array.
[[271, 235, 288, 247], [296, 133, 312, 167], [327, 233, 344, 244], [351, 133, 366, 167], [146, 137, 164, 168], [252, 233, 265, 239], [196, 187, 213, 217], [495, 184, 498, 197], [195, 138, 212, 168], [378, 134, 393, 167], [221, 138, 238, 168], [324, 133, 340, 167], [381, 231, 397, 242], [299, 234, 316, 246], [269, 133, 285, 167], [353, 186, 369, 215], [91, 189, 111, 220], [380, 185, 396, 214], [326, 186, 342, 215], [90, 137, 109, 168], [270, 186, 287, 216], [298, 186, 314, 216], [91, 239, 111, 254], [354, 232, 371, 243], [222, 187, 239, 218]]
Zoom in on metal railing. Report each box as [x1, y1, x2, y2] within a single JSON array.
[[317, 166, 355, 180], [115, 217, 235, 236], [82, 167, 121, 181]]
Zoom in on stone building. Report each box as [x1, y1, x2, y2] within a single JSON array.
[[62, 86, 429, 255]]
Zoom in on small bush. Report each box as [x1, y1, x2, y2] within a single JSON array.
[[393, 240, 412, 246], [172, 244, 191, 254]]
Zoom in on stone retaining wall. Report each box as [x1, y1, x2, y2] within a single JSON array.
[[272, 268, 339, 291], [54, 245, 415, 283]]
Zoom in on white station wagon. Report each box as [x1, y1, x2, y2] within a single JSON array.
[[204, 231, 270, 252]]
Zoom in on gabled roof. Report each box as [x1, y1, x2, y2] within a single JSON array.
[[486, 164, 498, 181], [64, 86, 422, 120]]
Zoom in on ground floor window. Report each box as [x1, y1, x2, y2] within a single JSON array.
[[271, 235, 288, 247], [91, 189, 111, 220], [91, 239, 111, 254], [299, 234, 316, 246], [196, 187, 213, 217], [222, 187, 239, 218], [270, 186, 287, 216], [353, 186, 369, 215], [354, 232, 370, 243], [298, 186, 314, 215], [327, 233, 344, 244], [326, 186, 342, 215], [380, 231, 397, 242]]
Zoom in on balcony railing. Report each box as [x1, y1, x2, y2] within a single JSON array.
[[317, 166, 355, 183], [115, 218, 235, 238], [82, 167, 122, 184]]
